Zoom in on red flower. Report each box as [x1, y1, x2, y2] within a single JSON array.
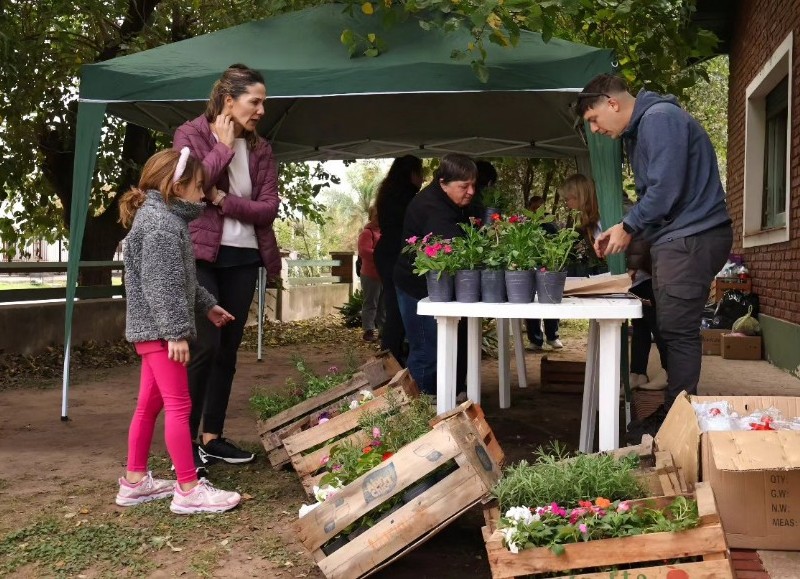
[[362, 445, 373, 454], [508, 215, 520, 223], [491, 213, 501, 221], [381, 452, 394, 461]]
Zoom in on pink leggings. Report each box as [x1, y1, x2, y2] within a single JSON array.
[[126, 341, 196, 484]]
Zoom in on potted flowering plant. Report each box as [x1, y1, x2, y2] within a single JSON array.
[[449, 218, 486, 302], [535, 217, 580, 303], [402, 233, 457, 301], [494, 212, 546, 303]]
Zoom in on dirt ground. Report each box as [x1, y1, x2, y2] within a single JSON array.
[[4, 324, 797, 578]]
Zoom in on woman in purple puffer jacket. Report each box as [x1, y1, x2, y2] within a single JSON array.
[[173, 63, 280, 469]]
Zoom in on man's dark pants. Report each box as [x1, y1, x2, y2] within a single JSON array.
[[651, 223, 732, 410]]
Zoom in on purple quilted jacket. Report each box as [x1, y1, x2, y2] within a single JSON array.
[[173, 115, 282, 279]]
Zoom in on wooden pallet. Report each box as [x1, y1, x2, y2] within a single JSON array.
[[482, 482, 732, 579], [257, 351, 403, 468], [540, 356, 585, 394], [295, 401, 504, 579], [285, 368, 420, 496]]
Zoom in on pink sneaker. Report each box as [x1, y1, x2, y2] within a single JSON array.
[[170, 478, 241, 515], [116, 472, 174, 506]]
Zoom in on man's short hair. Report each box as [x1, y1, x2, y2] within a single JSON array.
[[574, 74, 629, 117]]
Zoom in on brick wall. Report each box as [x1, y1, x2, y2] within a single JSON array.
[[727, 1, 800, 324]]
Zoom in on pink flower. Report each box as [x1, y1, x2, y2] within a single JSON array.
[[332, 464, 342, 472], [579, 523, 588, 534], [406, 236, 418, 244], [328, 365, 339, 374], [617, 501, 630, 513], [372, 427, 381, 439], [320, 455, 330, 465], [443, 245, 452, 254], [422, 233, 432, 243], [425, 246, 438, 257], [431, 243, 443, 252]]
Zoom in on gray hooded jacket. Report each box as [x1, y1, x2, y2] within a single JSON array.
[[621, 90, 730, 245], [124, 190, 216, 343]]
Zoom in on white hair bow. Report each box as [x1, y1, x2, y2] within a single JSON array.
[[172, 147, 191, 183]]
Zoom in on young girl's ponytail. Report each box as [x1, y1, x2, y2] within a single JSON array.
[[119, 188, 148, 228]]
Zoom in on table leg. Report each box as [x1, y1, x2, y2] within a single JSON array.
[[511, 318, 528, 388], [597, 319, 623, 451], [579, 320, 600, 452], [496, 318, 511, 409], [436, 315, 459, 415], [467, 317, 482, 404]]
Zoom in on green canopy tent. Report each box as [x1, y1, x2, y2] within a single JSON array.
[[62, 4, 624, 418]]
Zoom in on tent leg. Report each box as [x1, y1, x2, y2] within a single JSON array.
[[61, 334, 71, 421], [257, 267, 265, 362]]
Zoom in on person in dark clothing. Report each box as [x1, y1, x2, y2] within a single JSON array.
[[576, 74, 732, 443], [373, 155, 424, 365], [394, 154, 477, 395], [524, 196, 561, 350], [626, 234, 668, 389]]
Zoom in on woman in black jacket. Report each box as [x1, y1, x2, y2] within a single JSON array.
[[394, 154, 477, 395], [373, 155, 424, 365]]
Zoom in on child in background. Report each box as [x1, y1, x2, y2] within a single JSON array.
[[358, 204, 383, 342], [115, 148, 241, 514]]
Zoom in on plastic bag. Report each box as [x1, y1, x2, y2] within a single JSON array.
[[732, 305, 761, 335], [693, 401, 740, 432], [710, 290, 760, 329]]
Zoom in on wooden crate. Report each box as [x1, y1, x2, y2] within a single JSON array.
[[482, 483, 731, 579], [540, 356, 585, 394], [285, 368, 420, 496], [257, 351, 403, 468], [295, 401, 504, 579], [714, 277, 752, 302], [632, 389, 665, 422]]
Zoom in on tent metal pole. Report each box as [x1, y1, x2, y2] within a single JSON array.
[[257, 267, 265, 362]]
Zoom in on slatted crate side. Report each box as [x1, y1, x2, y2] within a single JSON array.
[[285, 371, 419, 495], [540, 356, 585, 394], [256, 352, 401, 451], [484, 483, 731, 579], [431, 401, 504, 467], [296, 403, 504, 579]]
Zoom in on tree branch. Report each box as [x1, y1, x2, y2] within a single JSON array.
[[97, 0, 164, 62]]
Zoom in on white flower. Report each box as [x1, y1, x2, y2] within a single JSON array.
[[500, 527, 521, 553], [505, 506, 534, 525], [358, 390, 374, 402], [299, 502, 320, 518], [312, 482, 342, 503], [349, 399, 360, 410]]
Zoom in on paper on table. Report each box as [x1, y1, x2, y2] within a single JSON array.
[[563, 273, 632, 296]]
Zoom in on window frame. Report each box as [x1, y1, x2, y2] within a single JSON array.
[[742, 32, 793, 248]]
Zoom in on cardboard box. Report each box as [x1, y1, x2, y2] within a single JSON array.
[[721, 333, 762, 360], [656, 393, 800, 550], [701, 328, 727, 356]]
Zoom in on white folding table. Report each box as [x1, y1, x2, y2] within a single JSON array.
[[417, 296, 642, 452]]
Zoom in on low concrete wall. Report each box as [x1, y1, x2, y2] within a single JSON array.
[[0, 298, 127, 356], [2, 284, 353, 355]]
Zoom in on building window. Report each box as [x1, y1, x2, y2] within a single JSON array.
[[762, 77, 788, 229], [743, 33, 792, 248]]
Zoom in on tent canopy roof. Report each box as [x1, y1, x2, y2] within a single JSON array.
[[80, 4, 614, 161]]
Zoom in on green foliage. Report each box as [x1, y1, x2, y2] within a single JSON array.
[[538, 219, 580, 272], [449, 220, 487, 270], [249, 352, 358, 420], [357, 393, 436, 453], [491, 442, 648, 513], [0, 518, 152, 576], [336, 288, 364, 328]]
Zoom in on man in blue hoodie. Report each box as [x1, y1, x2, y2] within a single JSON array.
[[575, 73, 732, 444]]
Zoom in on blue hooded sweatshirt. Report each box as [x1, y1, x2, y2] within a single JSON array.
[[621, 89, 730, 245]]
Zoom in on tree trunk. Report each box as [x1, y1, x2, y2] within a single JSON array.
[[78, 212, 126, 286]]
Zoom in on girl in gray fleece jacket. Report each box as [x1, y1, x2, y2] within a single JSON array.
[[115, 148, 241, 515]]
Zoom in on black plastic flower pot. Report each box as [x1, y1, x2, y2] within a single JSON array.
[[402, 477, 437, 504], [505, 269, 535, 303], [535, 270, 568, 304], [481, 269, 506, 303], [321, 534, 350, 556], [426, 271, 454, 302], [454, 269, 481, 302]]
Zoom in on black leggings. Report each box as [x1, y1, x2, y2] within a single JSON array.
[[188, 262, 258, 439]]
